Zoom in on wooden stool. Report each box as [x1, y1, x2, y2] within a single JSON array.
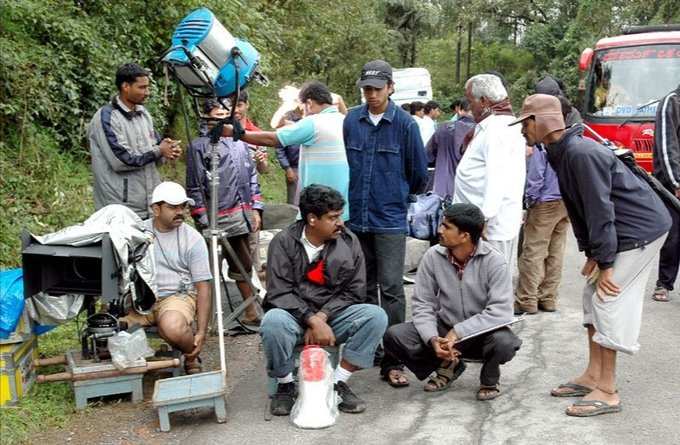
[[153, 371, 226, 432], [74, 374, 143, 409]]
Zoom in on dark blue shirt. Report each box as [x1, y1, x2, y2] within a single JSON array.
[[343, 100, 428, 234], [275, 144, 300, 169]]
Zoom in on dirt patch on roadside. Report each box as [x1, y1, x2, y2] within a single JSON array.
[[29, 334, 262, 445]]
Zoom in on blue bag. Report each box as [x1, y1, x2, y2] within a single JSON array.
[[0, 269, 25, 339], [407, 193, 443, 240]]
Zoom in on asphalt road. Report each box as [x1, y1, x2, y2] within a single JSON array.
[[133, 232, 680, 445]]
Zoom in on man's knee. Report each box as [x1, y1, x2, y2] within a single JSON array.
[[157, 311, 191, 341], [260, 309, 299, 339], [487, 330, 521, 362], [383, 322, 411, 354], [354, 304, 388, 334]]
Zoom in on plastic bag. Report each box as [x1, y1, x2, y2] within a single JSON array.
[[0, 269, 25, 338], [26, 292, 83, 326], [108, 329, 155, 370], [290, 346, 338, 429]]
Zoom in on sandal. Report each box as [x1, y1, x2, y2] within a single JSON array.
[[476, 384, 501, 401], [423, 360, 466, 392], [381, 368, 410, 388], [184, 356, 203, 375], [652, 287, 671, 302], [550, 382, 594, 398], [565, 399, 622, 417]]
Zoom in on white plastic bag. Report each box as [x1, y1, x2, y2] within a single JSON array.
[[108, 329, 155, 370], [290, 346, 338, 429]]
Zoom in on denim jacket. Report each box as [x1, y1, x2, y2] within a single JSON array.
[[343, 100, 428, 234]]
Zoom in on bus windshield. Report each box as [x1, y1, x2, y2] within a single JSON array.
[[586, 44, 680, 119]]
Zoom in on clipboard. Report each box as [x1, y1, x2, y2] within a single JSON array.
[[454, 316, 524, 344]]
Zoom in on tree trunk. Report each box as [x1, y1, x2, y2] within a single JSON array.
[[466, 22, 472, 80], [455, 24, 462, 84]]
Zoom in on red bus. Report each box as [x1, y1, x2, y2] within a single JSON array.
[[578, 25, 680, 172]]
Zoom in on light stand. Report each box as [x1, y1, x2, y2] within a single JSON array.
[[169, 46, 265, 385]]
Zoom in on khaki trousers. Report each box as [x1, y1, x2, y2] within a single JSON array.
[[516, 200, 569, 305]]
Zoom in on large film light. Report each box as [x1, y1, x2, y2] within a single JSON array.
[[161, 7, 267, 97]]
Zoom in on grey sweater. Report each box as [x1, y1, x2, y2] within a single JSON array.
[[412, 241, 513, 344]]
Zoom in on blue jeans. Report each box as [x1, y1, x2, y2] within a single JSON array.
[[260, 304, 388, 378]]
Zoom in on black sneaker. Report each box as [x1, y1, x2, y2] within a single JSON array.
[[335, 381, 366, 414], [270, 382, 297, 416]]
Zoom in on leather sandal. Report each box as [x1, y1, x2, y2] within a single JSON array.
[[424, 360, 466, 392]]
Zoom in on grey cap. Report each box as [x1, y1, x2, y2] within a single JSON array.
[[357, 60, 393, 88]]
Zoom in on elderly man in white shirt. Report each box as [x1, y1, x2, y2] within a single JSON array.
[[453, 74, 526, 267]]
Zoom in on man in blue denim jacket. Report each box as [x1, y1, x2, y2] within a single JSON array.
[[343, 60, 428, 385]]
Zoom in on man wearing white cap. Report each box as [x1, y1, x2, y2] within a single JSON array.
[[122, 181, 212, 374]]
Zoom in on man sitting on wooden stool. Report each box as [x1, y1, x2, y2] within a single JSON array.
[[260, 184, 387, 416], [383, 203, 522, 400], [122, 181, 212, 375]]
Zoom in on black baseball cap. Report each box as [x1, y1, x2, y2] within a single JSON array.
[[357, 60, 393, 88]]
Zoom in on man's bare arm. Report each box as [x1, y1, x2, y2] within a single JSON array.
[[194, 280, 212, 336]]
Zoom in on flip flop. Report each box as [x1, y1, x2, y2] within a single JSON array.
[[652, 287, 671, 302], [476, 384, 501, 401], [565, 400, 622, 417], [381, 368, 410, 388], [550, 382, 594, 397]]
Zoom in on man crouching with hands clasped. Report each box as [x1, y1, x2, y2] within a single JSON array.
[[260, 184, 388, 416], [383, 203, 521, 400]]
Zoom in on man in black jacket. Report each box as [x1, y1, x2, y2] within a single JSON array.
[[651, 85, 680, 302], [260, 185, 388, 416], [512, 94, 671, 417]]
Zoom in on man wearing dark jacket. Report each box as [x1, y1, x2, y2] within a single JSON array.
[[651, 85, 680, 302], [513, 94, 671, 417], [261, 185, 388, 416], [186, 99, 263, 325]]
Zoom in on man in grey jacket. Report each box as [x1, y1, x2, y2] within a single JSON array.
[[383, 203, 521, 400], [88, 63, 180, 219]]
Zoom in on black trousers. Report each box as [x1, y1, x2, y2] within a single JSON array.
[[657, 203, 680, 291], [383, 321, 522, 387]]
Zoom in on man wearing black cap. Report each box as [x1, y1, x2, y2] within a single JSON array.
[[343, 59, 429, 387]]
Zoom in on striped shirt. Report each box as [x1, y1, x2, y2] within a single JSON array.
[[277, 106, 349, 220]]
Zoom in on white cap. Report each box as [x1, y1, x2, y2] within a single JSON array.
[[151, 181, 195, 206]]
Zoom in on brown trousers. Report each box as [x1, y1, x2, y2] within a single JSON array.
[[516, 200, 569, 305]]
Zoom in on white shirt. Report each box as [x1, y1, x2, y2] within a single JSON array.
[[420, 115, 436, 145], [452, 114, 526, 241], [301, 227, 324, 262], [369, 112, 384, 126]]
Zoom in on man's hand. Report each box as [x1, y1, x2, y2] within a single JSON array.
[[430, 336, 460, 361], [252, 211, 261, 232], [596, 267, 621, 300], [285, 168, 298, 184], [581, 258, 597, 277], [159, 138, 181, 160], [305, 315, 335, 346], [186, 330, 206, 360]]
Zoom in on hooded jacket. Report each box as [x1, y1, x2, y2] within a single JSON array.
[[652, 87, 680, 190], [546, 124, 671, 269], [263, 220, 366, 325]]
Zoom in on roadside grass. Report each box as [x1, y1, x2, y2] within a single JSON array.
[[0, 135, 285, 444]]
